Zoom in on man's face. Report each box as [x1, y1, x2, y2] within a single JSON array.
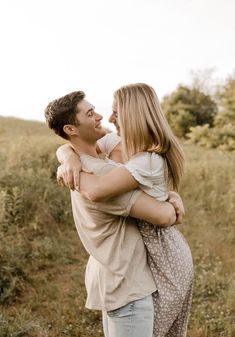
[[109, 100, 120, 136], [72, 99, 106, 142]]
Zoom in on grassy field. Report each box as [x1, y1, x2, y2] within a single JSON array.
[[0, 116, 234, 337]]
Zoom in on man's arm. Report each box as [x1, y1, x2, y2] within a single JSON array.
[[79, 169, 185, 225], [94, 189, 176, 227], [129, 192, 176, 227], [79, 168, 184, 226], [79, 172, 184, 226]]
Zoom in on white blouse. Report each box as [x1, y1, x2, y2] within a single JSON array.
[[125, 152, 169, 201]]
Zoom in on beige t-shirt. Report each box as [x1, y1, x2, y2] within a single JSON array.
[[71, 155, 156, 311]]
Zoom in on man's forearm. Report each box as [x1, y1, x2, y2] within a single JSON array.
[[130, 192, 176, 227]]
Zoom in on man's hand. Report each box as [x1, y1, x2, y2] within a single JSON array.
[[168, 191, 185, 224], [57, 159, 82, 191]]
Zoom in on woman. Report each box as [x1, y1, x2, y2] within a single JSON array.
[[77, 83, 194, 337]]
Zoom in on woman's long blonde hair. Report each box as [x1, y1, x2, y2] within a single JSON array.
[[114, 83, 185, 191]]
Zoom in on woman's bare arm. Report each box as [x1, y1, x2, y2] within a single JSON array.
[[79, 167, 138, 202], [56, 144, 105, 189], [56, 144, 81, 190], [56, 144, 77, 163]]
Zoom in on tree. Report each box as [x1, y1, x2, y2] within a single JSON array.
[[187, 73, 235, 151], [162, 85, 218, 137]]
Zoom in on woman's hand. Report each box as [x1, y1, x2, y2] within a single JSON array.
[[57, 158, 82, 191]]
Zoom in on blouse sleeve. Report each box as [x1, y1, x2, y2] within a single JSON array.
[[125, 153, 164, 188]]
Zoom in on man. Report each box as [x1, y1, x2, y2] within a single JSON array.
[[45, 91, 183, 337]]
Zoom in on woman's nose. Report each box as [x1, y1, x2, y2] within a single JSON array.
[[109, 113, 115, 123]]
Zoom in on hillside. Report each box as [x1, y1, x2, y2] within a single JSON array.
[[0, 118, 235, 337], [0, 116, 51, 135]]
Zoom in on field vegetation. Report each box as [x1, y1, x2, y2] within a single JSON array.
[[0, 116, 234, 336]]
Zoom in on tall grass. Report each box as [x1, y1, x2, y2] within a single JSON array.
[[181, 144, 235, 336], [0, 117, 234, 336]]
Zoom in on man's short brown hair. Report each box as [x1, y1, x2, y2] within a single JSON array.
[[45, 91, 85, 139]]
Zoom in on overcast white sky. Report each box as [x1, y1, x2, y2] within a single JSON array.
[[0, 0, 234, 128]]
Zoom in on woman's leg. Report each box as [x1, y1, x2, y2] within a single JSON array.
[[104, 294, 154, 337], [165, 283, 193, 337]]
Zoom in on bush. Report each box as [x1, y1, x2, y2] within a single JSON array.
[[186, 123, 235, 151]]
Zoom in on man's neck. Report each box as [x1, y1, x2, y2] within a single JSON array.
[[70, 138, 99, 158]]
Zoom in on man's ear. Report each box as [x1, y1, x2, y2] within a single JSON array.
[[63, 125, 78, 137]]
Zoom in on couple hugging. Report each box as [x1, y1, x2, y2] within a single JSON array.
[[45, 83, 194, 337]]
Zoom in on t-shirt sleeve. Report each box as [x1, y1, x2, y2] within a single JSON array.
[[94, 189, 142, 217], [97, 132, 121, 156]]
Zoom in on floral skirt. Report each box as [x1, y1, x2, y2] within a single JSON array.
[[138, 223, 194, 337]]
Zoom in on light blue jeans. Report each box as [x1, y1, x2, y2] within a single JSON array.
[[102, 294, 154, 337]]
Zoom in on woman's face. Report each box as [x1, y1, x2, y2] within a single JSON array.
[[109, 100, 120, 136]]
